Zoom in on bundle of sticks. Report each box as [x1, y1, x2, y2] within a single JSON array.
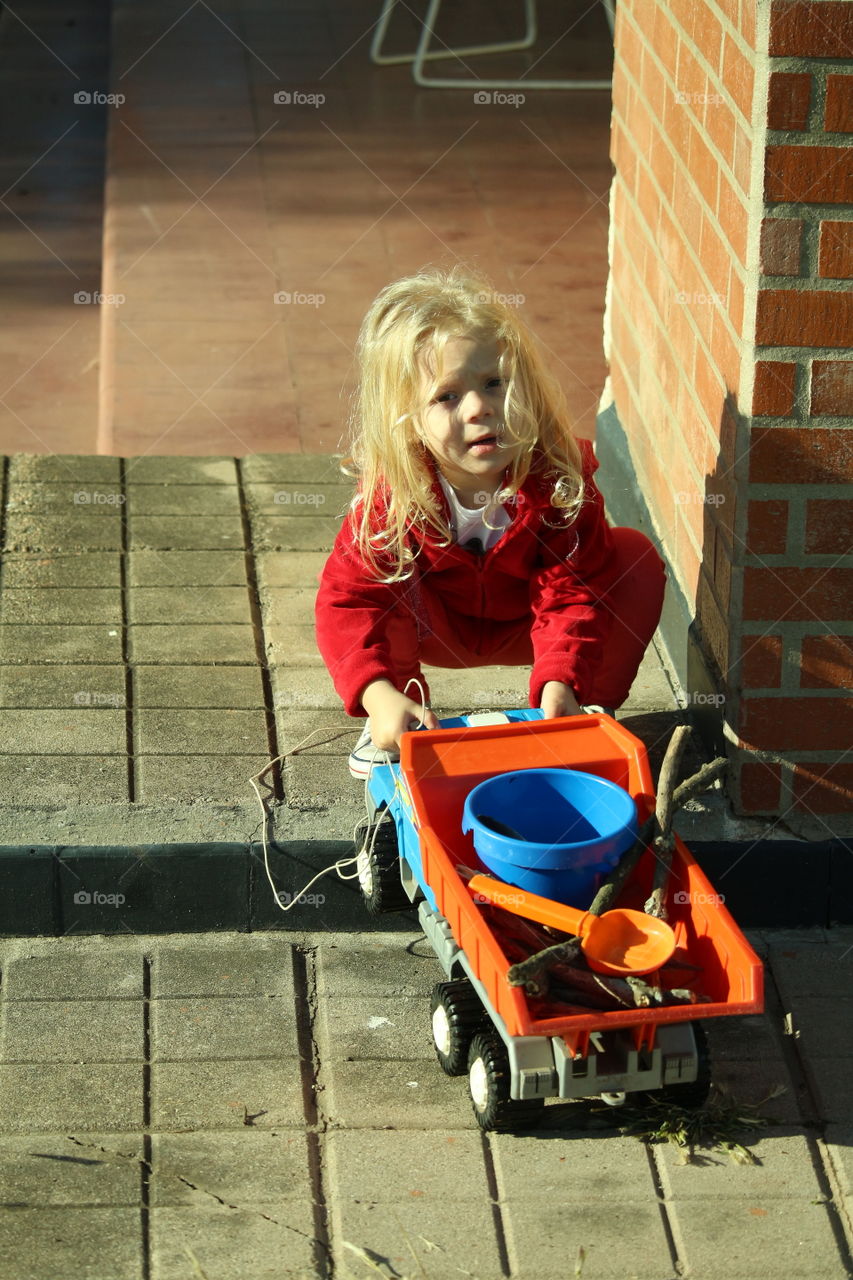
[[492, 725, 726, 1016]]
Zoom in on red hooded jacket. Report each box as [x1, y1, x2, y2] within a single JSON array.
[[315, 440, 619, 715]]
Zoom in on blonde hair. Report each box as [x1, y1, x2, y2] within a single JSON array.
[[344, 265, 585, 581]]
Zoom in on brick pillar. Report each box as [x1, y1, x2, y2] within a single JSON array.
[[600, 0, 852, 837]]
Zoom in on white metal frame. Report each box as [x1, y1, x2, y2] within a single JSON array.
[[370, 0, 615, 90]]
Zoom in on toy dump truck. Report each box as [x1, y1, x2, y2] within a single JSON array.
[[355, 710, 763, 1131]]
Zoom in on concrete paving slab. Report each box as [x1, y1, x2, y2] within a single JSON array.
[[151, 996, 299, 1060], [149, 1130, 311, 1206], [266, 623, 326, 666], [152, 940, 293, 997], [320, 1057, 476, 1130], [150, 1059, 305, 1131], [241, 454, 343, 484], [245, 482, 350, 517], [0, 588, 122, 624], [0, 1132, 143, 1205], [803, 1059, 853, 1123], [260, 585, 317, 625], [149, 1202, 319, 1280], [0, 709, 126, 754], [135, 709, 269, 756], [255, 549, 328, 588], [317, 995, 433, 1062], [136, 754, 270, 803], [0, 665, 126, 708], [123, 457, 238, 485], [6, 482, 125, 513], [704, 1012, 786, 1062], [8, 456, 121, 484], [127, 623, 256, 664], [127, 515, 245, 551], [315, 933, 438, 999], [0, 623, 123, 664], [3, 512, 123, 552], [133, 664, 265, 708], [0, 1206, 143, 1280], [709, 1058, 804, 1125], [127, 586, 253, 625], [492, 1132, 657, 1202], [127, 550, 248, 587], [670, 1196, 843, 1278], [126, 485, 240, 516], [786, 998, 853, 1058], [329, 1197, 505, 1280], [326, 1129, 492, 1200], [0, 999, 143, 1062], [0, 756, 129, 804], [501, 1199, 674, 1279], [0, 1062, 143, 1131], [768, 938, 853, 1002], [2, 950, 143, 999], [0, 553, 122, 588], [271, 664, 340, 709], [249, 515, 341, 552], [654, 1125, 824, 1198]]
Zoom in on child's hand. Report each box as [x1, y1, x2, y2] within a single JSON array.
[[361, 679, 440, 749], [539, 680, 581, 719]]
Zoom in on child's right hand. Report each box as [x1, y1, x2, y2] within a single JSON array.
[[361, 679, 440, 749]]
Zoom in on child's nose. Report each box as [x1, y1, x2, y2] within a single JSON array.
[[462, 391, 492, 420]]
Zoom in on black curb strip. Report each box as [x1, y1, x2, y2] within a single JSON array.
[[0, 839, 850, 936]]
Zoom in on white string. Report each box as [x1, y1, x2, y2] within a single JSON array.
[[248, 725, 365, 914]]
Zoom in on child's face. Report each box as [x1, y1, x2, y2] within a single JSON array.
[[417, 335, 513, 500]]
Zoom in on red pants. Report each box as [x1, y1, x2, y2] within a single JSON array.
[[382, 528, 666, 709]]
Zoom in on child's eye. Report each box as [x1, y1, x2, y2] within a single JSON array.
[[486, 377, 504, 389], [435, 391, 457, 403]]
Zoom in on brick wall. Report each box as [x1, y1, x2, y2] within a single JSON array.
[[606, 0, 852, 835]]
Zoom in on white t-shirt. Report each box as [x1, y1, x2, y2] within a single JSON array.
[[438, 476, 511, 554]]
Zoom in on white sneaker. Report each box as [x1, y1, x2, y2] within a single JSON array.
[[582, 704, 616, 718], [348, 720, 400, 779]]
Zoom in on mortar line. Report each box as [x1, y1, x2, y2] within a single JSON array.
[[119, 457, 135, 802], [763, 960, 853, 1273], [291, 943, 333, 1277], [0, 455, 9, 580], [479, 1132, 512, 1277], [235, 458, 283, 802], [644, 1142, 686, 1278], [141, 952, 152, 1280]]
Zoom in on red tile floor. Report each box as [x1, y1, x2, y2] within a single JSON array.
[[1, 0, 615, 457]]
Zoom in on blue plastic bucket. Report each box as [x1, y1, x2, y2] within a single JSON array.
[[461, 768, 638, 907]]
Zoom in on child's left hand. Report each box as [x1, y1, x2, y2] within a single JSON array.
[[539, 680, 581, 719]]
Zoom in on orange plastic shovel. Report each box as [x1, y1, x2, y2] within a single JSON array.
[[464, 871, 676, 977]]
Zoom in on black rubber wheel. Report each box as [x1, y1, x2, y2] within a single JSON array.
[[355, 814, 411, 915], [430, 980, 489, 1076], [643, 1021, 712, 1109], [467, 1030, 546, 1132]]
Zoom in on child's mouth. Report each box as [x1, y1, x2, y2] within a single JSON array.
[[468, 435, 498, 454]]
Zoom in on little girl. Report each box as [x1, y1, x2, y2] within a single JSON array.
[[315, 266, 666, 777]]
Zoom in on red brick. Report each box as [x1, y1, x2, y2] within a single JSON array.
[[717, 175, 748, 266], [743, 565, 853, 621], [741, 633, 784, 688], [759, 217, 802, 276], [747, 499, 789, 554], [818, 220, 853, 280], [704, 94, 737, 170], [727, 266, 745, 335], [769, 2, 853, 58], [800, 633, 853, 689], [767, 71, 811, 130], [765, 145, 853, 204], [756, 288, 852, 348], [792, 762, 853, 814], [732, 122, 752, 196], [750, 425, 853, 482], [652, 3, 678, 74], [811, 362, 853, 416], [696, 568, 730, 676], [737, 761, 783, 813], [752, 361, 797, 416], [825, 74, 853, 133], [722, 33, 755, 119], [805, 499, 853, 554], [710, 309, 740, 391], [740, 695, 853, 749]]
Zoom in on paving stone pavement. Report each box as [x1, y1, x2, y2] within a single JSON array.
[[0, 928, 851, 1280]]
